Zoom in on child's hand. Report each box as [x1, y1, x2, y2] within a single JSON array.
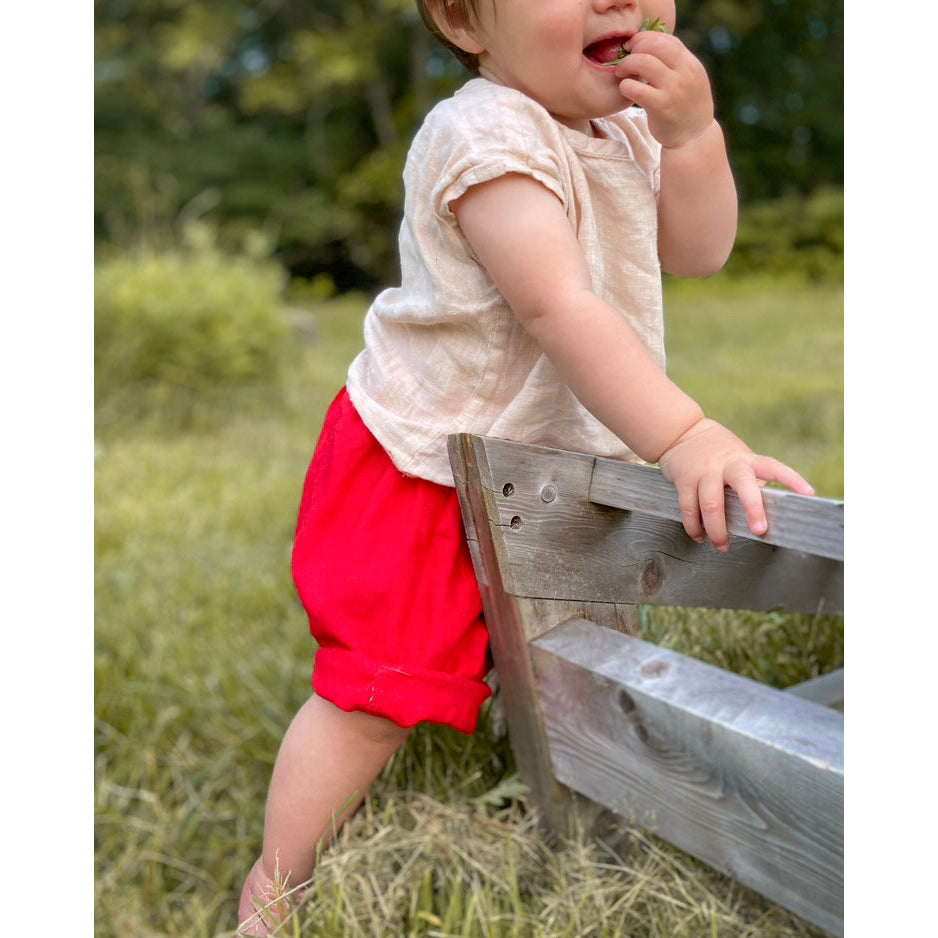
[[612, 31, 713, 149], [657, 418, 815, 551]]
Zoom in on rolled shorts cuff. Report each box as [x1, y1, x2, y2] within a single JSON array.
[[312, 646, 492, 735]]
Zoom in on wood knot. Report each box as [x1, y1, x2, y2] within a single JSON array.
[[641, 558, 663, 595], [640, 659, 669, 678], [619, 690, 650, 746]]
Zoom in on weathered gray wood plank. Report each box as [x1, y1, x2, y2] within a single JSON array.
[[785, 668, 844, 711], [471, 436, 843, 615], [448, 434, 575, 834], [589, 455, 844, 561], [515, 598, 639, 643], [532, 618, 844, 937]]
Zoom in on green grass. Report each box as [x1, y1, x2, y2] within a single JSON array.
[[663, 275, 843, 499], [95, 277, 842, 937]]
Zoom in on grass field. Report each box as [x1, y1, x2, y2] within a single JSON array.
[[94, 275, 843, 937]]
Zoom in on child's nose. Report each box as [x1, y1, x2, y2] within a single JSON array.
[[593, 0, 638, 12]]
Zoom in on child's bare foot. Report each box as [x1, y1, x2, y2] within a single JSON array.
[[237, 857, 301, 936]]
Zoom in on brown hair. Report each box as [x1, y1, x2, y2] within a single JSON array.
[[416, 0, 483, 74]]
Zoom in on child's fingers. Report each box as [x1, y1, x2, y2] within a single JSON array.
[[725, 463, 768, 538], [614, 52, 672, 88], [618, 78, 661, 111], [698, 474, 730, 552], [750, 455, 815, 496], [676, 485, 705, 545], [624, 30, 684, 68]]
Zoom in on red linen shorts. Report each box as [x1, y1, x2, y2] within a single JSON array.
[[291, 388, 492, 734]]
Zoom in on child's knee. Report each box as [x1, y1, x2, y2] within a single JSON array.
[[303, 692, 411, 750], [348, 707, 412, 749]]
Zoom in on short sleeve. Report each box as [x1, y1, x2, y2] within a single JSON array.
[[412, 81, 571, 227]]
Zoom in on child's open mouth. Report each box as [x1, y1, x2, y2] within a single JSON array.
[[585, 18, 670, 67], [584, 36, 632, 67]]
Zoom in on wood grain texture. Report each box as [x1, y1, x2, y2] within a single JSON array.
[[448, 434, 577, 834], [589, 454, 844, 561], [470, 435, 843, 615], [448, 433, 845, 935], [516, 598, 639, 643], [532, 618, 844, 937]]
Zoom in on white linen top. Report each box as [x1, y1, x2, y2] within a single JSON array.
[[346, 77, 665, 487]]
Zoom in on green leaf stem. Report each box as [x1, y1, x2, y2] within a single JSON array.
[[600, 16, 670, 66]]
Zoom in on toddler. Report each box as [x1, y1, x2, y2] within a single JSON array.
[[238, 0, 814, 931]]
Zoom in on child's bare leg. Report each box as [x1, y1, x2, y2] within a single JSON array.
[[238, 693, 410, 934]]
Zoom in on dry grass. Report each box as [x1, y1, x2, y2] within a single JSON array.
[[225, 787, 826, 937]]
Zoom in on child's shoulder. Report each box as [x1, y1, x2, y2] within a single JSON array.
[[420, 80, 656, 155], [406, 79, 573, 221], [430, 77, 547, 119], [416, 78, 565, 149]]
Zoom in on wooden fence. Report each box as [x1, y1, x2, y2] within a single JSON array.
[[449, 433, 844, 937]]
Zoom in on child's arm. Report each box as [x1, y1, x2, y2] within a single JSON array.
[[613, 30, 737, 277], [451, 174, 812, 551]]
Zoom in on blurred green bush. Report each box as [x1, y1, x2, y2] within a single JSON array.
[[726, 186, 843, 282], [95, 228, 292, 432]]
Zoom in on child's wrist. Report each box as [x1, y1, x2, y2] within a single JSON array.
[[647, 407, 706, 463], [659, 117, 720, 153], [666, 415, 716, 447]]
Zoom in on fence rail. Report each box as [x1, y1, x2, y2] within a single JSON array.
[[449, 433, 844, 938]]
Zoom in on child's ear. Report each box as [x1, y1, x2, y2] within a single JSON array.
[[426, 0, 485, 56]]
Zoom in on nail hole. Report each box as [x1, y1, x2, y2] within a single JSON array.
[[510, 515, 523, 530], [502, 483, 515, 497]]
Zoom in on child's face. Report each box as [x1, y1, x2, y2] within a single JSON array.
[[472, 0, 676, 132]]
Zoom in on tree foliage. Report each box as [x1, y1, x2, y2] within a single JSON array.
[[95, 0, 843, 290]]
